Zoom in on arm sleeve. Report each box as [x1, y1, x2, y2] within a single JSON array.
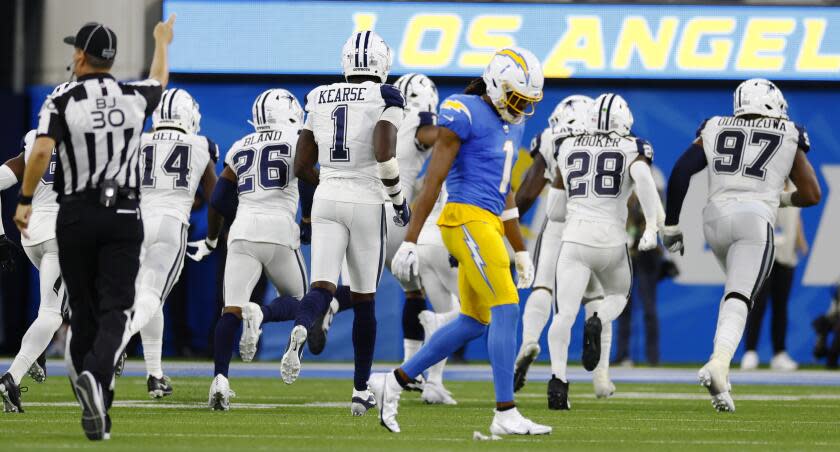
[[125, 79, 163, 117], [298, 178, 316, 219], [209, 175, 238, 219], [665, 142, 708, 226], [629, 160, 661, 231], [438, 98, 472, 141]]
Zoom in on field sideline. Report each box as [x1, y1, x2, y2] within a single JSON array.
[[2, 360, 840, 451]]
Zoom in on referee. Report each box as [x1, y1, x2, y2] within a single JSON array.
[[13, 16, 175, 441]]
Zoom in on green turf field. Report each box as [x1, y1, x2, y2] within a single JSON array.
[[2, 376, 839, 450]]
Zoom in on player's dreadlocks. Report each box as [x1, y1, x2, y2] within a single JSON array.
[[464, 78, 487, 95]]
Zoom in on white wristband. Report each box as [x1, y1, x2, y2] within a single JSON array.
[[499, 208, 519, 222], [779, 191, 794, 207], [206, 237, 219, 249]]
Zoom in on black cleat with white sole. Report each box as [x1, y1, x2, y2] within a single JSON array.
[[75, 371, 107, 440], [1, 372, 24, 413], [582, 313, 602, 372], [547, 376, 571, 410], [147, 375, 173, 399]]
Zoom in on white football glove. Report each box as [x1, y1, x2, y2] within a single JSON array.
[[514, 251, 534, 289], [391, 241, 419, 282], [638, 228, 658, 252], [661, 225, 684, 256], [187, 237, 218, 262]]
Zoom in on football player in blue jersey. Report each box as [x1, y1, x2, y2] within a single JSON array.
[[370, 47, 551, 435]]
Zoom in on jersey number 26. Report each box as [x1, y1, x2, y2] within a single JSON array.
[[231, 143, 292, 193]]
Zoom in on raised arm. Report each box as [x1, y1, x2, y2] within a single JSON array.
[[149, 14, 176, 88]]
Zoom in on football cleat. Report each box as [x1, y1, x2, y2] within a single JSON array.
[[351, 388, 377, 416], [740, 350, 759, 370], [547, 376, 571, 410], [582, 313, 602, 372], [514, 341, 540, 392], [698, 359, 735, 413], [489, 407, 552, 435], [209, 374, 236, 411], [114, 351, 127, 378], [421, 381, 457, 405], [280, 325, 307, 384], [147, 375, 173, 399], [1, 373, 24, 413], [28, 354, 47, 383], [239, 302, 265, 362], [75, 371, 107, 440], [405, 373, 425, 392], [592, 370, 616, 399], [770, 352, 798, 371], [308, 299, 338, 356], [369, 372, 403, 433]]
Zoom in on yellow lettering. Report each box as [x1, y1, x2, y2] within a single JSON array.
[[611, 16, 679, 70], [796, 19, 840, 72], [458, 15, 522, 68], [399, 14, 461, 68], [735, 18, 795, 71], [676, 18, 736, 71], [543, 16, 605, 78], [352, 13, 377, 32]]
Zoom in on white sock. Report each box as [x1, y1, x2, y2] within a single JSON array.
[[140, 308, 165, 379], [585, 301, 612, 373], [7, 311, 63, 384], [403, 339, 422, 363], [426, 357, 448, 384], [521, 288, 552, 345], [712, 297, 749, 363], [548, 310, 576, 382], [130, 292, 160, 335]]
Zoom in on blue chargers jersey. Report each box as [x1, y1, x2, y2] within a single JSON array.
[[438, 94, 525, 216]]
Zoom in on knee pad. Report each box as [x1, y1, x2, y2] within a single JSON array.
[[725, 292, 752, 309]]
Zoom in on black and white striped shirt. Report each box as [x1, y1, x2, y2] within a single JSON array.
[[36, 74, 162, 196]]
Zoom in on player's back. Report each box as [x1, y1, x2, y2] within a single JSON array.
[[557, 132, 649, 247], [698, 115, 807, 222], [21, 130, 60, 247], [305, 80, 403, 204], [139, 130, 217, 224], [441, 94, 524, 217]]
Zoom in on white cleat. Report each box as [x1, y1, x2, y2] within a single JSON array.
[[418, 310, 441, 339], [421, 380, 457, 405], [592, 371, 616, 399], [208, 374, 236, 411], [369, 372, 403, 433], [280, 326, 307, 385], [239, 303, 264, 363], [489, 407, 552, 436], [740, 350, 759, 370], [698, 359, 735, 413], [351, 388, 377, 416], [770, 352, 798, 371]]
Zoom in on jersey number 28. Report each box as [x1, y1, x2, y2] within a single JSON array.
[[565, 150, 625, 198]]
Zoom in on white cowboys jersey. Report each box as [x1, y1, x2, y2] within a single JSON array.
[[224, 126, 301, 247], [21, 130, 59, 247], [303, 81, 405, 204], [531, 125, 585, 183], [139, 130, 218, 224], [396, 110, 435, 202], [698, 115, 809, 224], [557, 133, 654, 248]]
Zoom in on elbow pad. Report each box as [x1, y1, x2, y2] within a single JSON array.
[[210, 177, 239, 219]]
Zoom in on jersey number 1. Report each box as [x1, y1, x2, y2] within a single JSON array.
[[330, 105, 350, 162], [498, 140, 515, 193]]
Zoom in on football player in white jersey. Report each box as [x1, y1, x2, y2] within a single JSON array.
[[189, 89, 310, 411], [0, 83, 72, 412], [662, 79, 820, 412], [546, 93, 662, 410], [129, 88, 219, 398], [512, 95, 595, 393], [279, 30, 408, 416]]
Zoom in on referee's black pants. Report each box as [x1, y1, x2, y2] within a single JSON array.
[[56, 197, 143, 407]]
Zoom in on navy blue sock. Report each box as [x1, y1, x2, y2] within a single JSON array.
[[213, 313, 240, 377], [402, 296, 426, 341], [335, 285, 353, 313], [260, 295, 300, 322], [352, 300, 377, 391], [293, 287, 333, 329]]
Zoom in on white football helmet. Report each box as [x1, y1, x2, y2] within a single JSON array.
[[483, 47, 544, 124], [590, 93, 634, 136], [250, 89, 304, 132], [341, 30, 392, 83], [549, 95, 594, 136], [734, 78, 788, 119], [394, 73, 439, 113], [153, 88, 201, 134]]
